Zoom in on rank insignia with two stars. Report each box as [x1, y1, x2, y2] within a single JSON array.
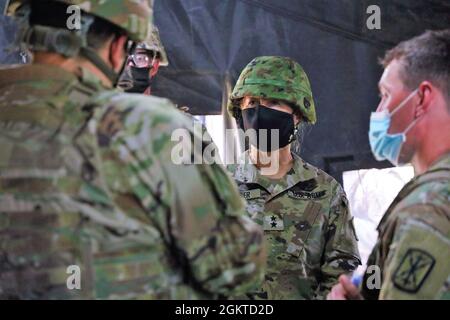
[[263, 214, 284, 231]]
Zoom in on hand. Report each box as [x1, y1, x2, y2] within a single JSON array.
[[327, 274, 364, 300]]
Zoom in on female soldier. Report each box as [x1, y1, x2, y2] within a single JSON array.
[[227, 56, 361, 299]]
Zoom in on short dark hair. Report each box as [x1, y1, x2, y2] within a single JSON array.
[[86, 16, 125, 50], [380, 29, 450, 105], [29, 0, 125, 50]]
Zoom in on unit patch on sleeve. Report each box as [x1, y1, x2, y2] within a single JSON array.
[[392, 248, 436, 293]]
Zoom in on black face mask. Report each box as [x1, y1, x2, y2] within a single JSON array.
[[117, 66, 152, 93], [240, 105, 296, 152]]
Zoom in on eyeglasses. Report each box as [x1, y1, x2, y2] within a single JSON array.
[[128, 52, 157, 68]]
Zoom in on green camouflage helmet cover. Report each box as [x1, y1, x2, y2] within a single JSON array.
[[228, 56, 317, 124], [136, 25, 169, 67], [53, 0, 152, 42]]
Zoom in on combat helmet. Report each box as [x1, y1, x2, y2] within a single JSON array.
[[228, 56, 317, 124], [135, 25, 169, 67], [10, 0, 153, 84]]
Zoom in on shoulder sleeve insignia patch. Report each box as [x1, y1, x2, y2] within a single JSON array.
[[392, 248, 436, 293]]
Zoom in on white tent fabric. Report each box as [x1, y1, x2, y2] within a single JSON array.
[[343, 166, 415, 268]]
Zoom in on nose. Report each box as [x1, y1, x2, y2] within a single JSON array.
[[375, 101, 386, 113]]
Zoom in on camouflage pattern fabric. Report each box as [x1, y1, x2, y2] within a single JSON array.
[[136, 25, 169, 67], [228, 56, 317, 124], [0, 63, 265, 299], [51, 0, 152, 41], [362, 153, 450, 300], [227, 152, 361, 299]]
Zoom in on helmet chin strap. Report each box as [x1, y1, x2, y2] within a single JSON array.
[[80, 46, 122, 87], [15, 2, 126, 87], [80, 36, 131, 88]]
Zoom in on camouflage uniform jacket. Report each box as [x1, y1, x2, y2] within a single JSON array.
[[227, 152, 361, 299], [362, 153, 450, 300], [0, 64, 265, 299]]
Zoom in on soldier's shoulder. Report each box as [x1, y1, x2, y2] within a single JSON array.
[[317, 167, 342, 189], [0, 64, 25, 72], [395, 175, 450, 221], [391, 178, 450, 239], [409, 161, 450, 201], [397, 217, 450, 244], [93, 91, 191, 128], [384, 164, 449, 235], [296, 157, 343, 192], [99, 91, 177, 113], [91, 92, 196, 156], [381, 217, 450, 299], [0, 64, 75, 87], [226, 152, 253, 182], [0, 64, 82, 111], [408, 172, 449, 200]]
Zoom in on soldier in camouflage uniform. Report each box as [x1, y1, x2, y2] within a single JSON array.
[[117, 24, 168, 95], [227, 56, 361, 299], [328, 30, 450, 300], [0, 0, 265, 299]]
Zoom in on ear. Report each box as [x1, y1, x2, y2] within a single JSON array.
[[150, 59, 160, 77], [416, 81, 433, 118], [109, 35, 128, 72]]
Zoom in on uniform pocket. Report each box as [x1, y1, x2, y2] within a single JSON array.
[[285, 201, 323, 258]]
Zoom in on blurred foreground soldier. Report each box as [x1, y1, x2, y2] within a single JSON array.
[[328, 29, 450, 300], [117, 25, 168, 95], [227, 56, 361, 299], [0, 0, 265, 299]]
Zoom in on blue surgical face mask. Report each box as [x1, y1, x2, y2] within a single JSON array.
[[369, 89, 419, 166]]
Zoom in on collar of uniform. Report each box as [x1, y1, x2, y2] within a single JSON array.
[[428, 151, 450, 171], [234, 150, 318, 194], [78, 66, 110, 91], [377, 152, 450, 233], [290, 152, 318, 185]]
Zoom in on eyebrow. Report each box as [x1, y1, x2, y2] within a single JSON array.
[[378, 82, 390, 92]]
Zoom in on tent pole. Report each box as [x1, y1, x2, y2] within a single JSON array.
[[222, 73, 242, 165]]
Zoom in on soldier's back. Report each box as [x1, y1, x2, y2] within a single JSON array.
[[0, 63, 267, 299], [0, 64, 188, 299]]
